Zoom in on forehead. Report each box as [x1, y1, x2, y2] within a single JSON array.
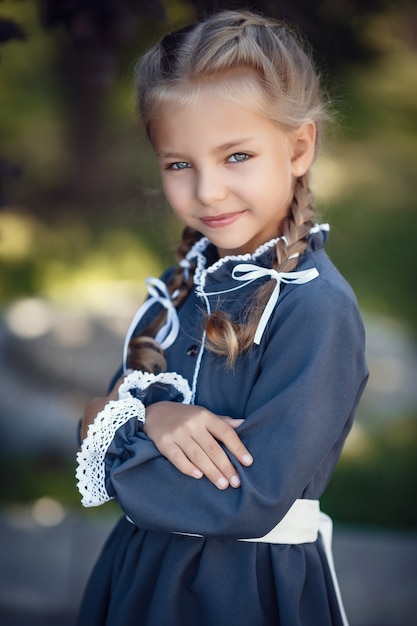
[[146, 70, 277, 134], [151, 91, 287, 155]]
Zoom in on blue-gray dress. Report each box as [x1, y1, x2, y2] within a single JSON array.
[[76, 226, 368, 626]]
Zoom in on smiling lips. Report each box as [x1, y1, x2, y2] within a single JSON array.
[[200, 210, 246, 228]]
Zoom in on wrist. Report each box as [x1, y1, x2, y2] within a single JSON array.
[[141, 401, 165, 435]]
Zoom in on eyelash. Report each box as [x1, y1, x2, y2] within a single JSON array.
[[166, 152, 250, 170], [228, 152, 250, 163], [168, 161, 190, 170]]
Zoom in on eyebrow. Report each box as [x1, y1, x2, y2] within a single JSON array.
[[156, 138, 254, 159], [156, 151, 184, 159], [215, 138, 254, 153]]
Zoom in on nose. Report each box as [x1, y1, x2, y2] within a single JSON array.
[[195, 167, 227, 205]]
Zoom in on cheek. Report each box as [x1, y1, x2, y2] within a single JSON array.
[[161, 182, 191, 223], [161, 178, 181, 208], [162, 174, 191, 202]]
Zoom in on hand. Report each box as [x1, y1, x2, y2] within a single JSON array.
[[80, 373, 127, 442], [144, 401, 253, 490]]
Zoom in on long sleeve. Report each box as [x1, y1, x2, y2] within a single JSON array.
[[96, 274, 367, 539]]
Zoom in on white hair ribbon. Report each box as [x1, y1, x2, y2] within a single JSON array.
[[231, 264, 320, 345], [122, 277, 180, 371]]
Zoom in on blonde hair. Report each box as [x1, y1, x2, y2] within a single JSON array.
[[129, 10, 328, 370]]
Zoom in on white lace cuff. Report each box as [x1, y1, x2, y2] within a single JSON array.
[[76, 370, 192, 508], [76, 397, 146, 507], [118, 370, 192, 404]]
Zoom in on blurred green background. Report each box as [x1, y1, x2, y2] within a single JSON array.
[[0, 0, 416, 531]]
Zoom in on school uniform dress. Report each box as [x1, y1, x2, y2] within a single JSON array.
[[76, 225, 368, 626]]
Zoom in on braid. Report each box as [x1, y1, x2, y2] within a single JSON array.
[[127, 227, 200, 372], [206, 176, 318, 366], [275, 175, 317, 273], [169, 227, 200, 308], [175, 226, 202, 262]]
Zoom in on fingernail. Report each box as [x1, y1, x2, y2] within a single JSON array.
[[193, 469, 203, 479], [217, 477, 228, 489], [242, 454, 253, 465], [231, 475, 240, 487]]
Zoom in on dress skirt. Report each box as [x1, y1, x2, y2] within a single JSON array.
[[76, 516, 345, 626]]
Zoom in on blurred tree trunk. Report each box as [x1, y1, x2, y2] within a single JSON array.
[[0, 16, 26, 207], [58, 39, 110, 201], [40, 0, 166, 206]]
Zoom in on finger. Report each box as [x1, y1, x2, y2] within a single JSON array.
[[170, 433, 234, 490], [188, 438, 233, 489], [210, 420, 254, 467], [223, 417, 244, 429], [151, 416, 237, 489], [160, 442, 204, 480], [195, 434, 242, 489]]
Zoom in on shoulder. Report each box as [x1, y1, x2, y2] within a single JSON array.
[[262, 250, 368, 384], [292, 248, 358, 307], [276, 248, 365, 340]]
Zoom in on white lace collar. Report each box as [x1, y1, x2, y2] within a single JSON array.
[[122, 224, 328, 367], [182, 235, 282, 290], [182, 223, 328, 291]]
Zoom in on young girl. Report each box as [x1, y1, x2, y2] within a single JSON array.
[[76, 10, 368, 626]]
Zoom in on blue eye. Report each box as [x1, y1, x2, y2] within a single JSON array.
[[228, 153, 249, 163], [170, 161, 190, 170]]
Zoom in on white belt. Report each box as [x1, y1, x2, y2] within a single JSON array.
[[172, 498, 349, 626], [239, 498, 320, 543]]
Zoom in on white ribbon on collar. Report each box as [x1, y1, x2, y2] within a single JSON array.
[[122, 277, 180, 370], [231, 264, 319, 344]]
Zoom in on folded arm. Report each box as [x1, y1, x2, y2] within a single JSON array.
[[77, 283, 368, 539]]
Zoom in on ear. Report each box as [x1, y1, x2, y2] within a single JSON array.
[[289, 122, 316, 178]]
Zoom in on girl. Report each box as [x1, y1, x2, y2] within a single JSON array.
[[76, 10, 368, 626]]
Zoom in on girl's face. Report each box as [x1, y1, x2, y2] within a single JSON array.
[[152, 91, 315, 257]]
